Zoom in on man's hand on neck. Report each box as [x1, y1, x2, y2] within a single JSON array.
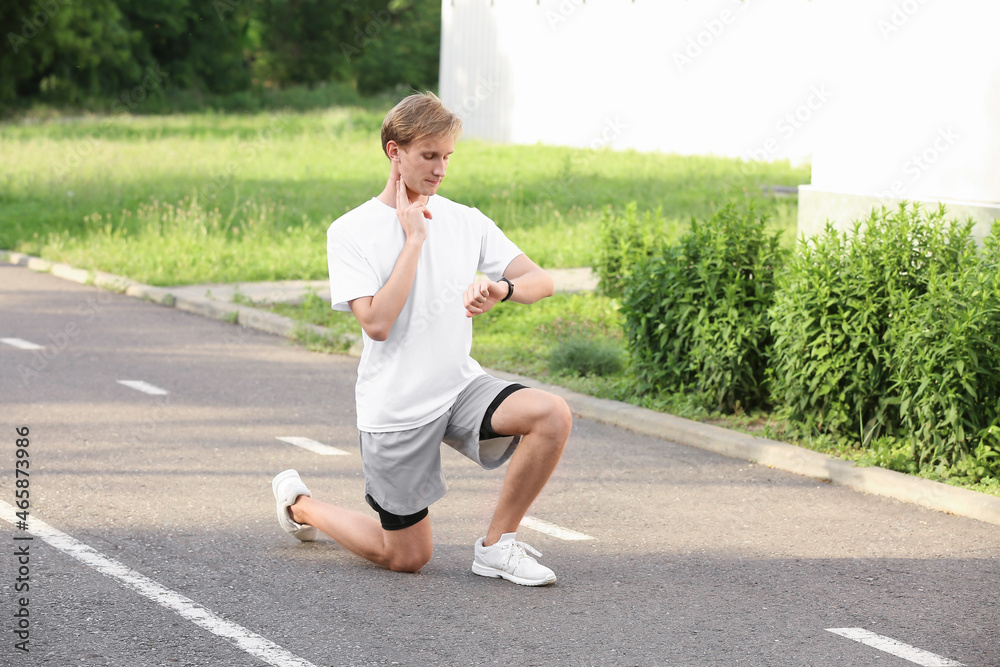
[[378, 171, 428, 209]]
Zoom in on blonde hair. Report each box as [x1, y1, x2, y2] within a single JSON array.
[[381, 92, 462, 158]]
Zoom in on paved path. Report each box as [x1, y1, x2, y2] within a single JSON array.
[[2, 263, 999, 666]]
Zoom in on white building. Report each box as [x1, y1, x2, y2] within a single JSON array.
[[439, 0, 1000, 238]]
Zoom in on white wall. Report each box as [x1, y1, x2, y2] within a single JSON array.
[[441, 0, 840, 163], [806, 2, 1000, 206], [440, 0, 1000, 222]]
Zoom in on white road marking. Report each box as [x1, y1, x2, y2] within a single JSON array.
[[117, 380, 169, 396], [1, 337, 44, 350], [519, 515, 595, 541], [276, 436, 350, 456], [0, 502, 318, 667], [826, 628, 965, 666]]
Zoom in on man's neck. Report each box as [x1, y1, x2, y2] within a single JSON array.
[[377, 178, 428, 208]]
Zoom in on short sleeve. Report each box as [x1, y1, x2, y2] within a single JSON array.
[[475, 208, 523, 280], [327, 228, 381, 312]]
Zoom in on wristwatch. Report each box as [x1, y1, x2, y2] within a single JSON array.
[[499, 277, 514, 302]]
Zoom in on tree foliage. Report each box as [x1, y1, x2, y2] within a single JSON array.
[[0, 0, 441, 110], [1, 0, 139, 104]]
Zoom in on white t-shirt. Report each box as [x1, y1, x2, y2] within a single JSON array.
[[327, 195, 523, 432]]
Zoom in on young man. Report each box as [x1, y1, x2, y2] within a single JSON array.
[[271, 92, 572, 586]]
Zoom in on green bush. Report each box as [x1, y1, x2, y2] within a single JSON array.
[[861, 436, 919, 475], [768, 203, 975, 445], [594, 202, 665, 297], [957, 427, 1000, 482], [622, 202, 785, 412], [891, 220, 1000, 473], [548, 337, 624, 377]]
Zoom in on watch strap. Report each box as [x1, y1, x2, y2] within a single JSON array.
[[499, 277, 514, 302]]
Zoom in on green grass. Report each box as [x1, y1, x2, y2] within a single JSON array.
[[267, 291, 361, 353], [0, 107, 808, 284]]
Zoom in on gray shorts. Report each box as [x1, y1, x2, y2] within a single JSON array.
[[359, 374, 524, 516]]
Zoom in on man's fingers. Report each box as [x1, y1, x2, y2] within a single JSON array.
[[463, 281, 490, 304], [397, 178, 417, 214], [463, 280, 497, 319], [396, 179, 433, 221]]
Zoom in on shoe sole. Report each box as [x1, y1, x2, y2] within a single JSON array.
[[471, 561, 557, 586], [271, 469, 302, 497], [272, 470, 319, 542]]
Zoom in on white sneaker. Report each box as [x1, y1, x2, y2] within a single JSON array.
[[472, 533, 556, 586], [271, 469, 319, 542]]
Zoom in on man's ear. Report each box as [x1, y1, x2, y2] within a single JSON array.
[[386, 140, 399, 161]]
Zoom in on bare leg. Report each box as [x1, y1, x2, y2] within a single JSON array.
[[483, 389, 572, 546], [289, 496, 433, 573]]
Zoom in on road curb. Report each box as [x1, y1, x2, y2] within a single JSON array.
[[5, 249, 1000, 527], [1, 250, 363, 354]]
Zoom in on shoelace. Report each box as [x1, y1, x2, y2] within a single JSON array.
[[505, 540, 543, 569]]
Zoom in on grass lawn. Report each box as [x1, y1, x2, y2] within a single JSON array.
[[1, 106, 807, 284]]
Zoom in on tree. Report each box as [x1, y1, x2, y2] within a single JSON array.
[[0, 0, 443, 110], [118, 0, 252, 94], [351, 0, 441, 95], [1, 0, 138, 106], [253, 0, 363, 88]]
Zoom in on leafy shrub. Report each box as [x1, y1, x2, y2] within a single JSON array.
[[595, 202, 665, 297], [622, 202, 785, 412], [891, 220, 1000, 472], [953, 430, 1000, 482], [768, 203, 975, 444], [861, 436, 919, 475], [548, 337, 624, 377]]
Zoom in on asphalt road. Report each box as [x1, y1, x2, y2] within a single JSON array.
[[2, 263, 999, 667]]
